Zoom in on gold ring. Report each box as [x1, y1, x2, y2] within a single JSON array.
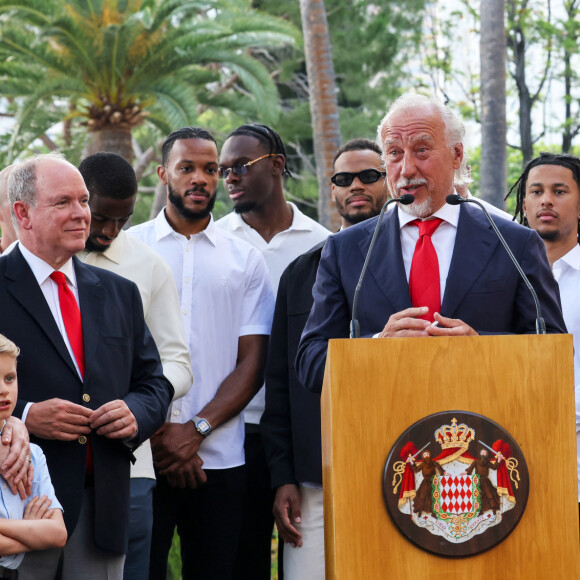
[[120, 418, 126, 428]]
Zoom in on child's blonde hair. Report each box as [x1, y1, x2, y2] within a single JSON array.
[[0, 334, 19, 358]]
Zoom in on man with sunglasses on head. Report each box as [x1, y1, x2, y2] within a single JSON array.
[[128, 127, 274, 580], [261, 138, 388, 580], [215, 124, 330, 580]]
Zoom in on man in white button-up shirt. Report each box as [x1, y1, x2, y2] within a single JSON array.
[[77, 152, 193, 580], [509, 152, 580, 504], [216, 124, 331, 579], [129, 127, 274, 580]]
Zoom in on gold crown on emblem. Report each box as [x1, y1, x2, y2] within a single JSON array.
[[434, 418, 475, 450]]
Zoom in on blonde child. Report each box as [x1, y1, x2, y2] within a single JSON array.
[[0, 334, 66, 576]]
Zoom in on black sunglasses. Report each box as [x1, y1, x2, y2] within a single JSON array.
[[330, 169, 386, 187]]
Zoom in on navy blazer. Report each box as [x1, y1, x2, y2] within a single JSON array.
[[0, 246, 173, 553], [296, 204, 567, 392], [261, 242, 325, 488]]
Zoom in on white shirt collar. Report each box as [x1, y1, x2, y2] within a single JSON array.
[[553, 244, 580, 274], [397, 200, 460, 230], [18, 242, 78, 287], [155, 208, 217, 246], [223, 201, 316, 234]]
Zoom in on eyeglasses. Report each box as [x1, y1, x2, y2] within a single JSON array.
[[218, 153, 275, 179], [330, 169, 386, 187]]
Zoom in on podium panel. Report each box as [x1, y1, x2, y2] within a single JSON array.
[[321, 335, 578, 579]]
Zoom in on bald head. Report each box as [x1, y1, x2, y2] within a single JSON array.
[[0, 166, 17, 252]]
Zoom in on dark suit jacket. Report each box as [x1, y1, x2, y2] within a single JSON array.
[[0, 246, 173, 553], [261, 242, 325, 488], [296, 204, 567, 392]]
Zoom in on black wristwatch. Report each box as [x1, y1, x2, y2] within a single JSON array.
[[192, 415, 212, 437]]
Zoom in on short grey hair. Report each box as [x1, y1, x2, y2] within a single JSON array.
[[377, 93, 470, 185], [8, 152, 66, 210]]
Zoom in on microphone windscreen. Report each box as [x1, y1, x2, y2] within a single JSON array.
[[446, 194, 463, 205], [398, 194, 415, 205]]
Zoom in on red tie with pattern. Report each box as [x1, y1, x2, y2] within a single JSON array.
[[409, 218, 443, 322], [50, 271, 85, 377]]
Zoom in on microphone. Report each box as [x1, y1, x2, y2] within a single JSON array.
[[446, 194, 546, 334], [350, 194, 415, 338]]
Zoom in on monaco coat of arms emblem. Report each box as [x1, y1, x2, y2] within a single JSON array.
[[383, 411, 529, 557]]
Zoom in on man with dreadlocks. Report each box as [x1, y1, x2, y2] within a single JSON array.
[[216, 124, 330, 579], [508, 151, 580, 511]]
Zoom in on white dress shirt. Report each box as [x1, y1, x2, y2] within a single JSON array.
[[216, 202, 331, 423], [19, 242, 83, 379], [216, 202, 331, 296], [79, 229, 193, 479], [128, 211, 274, 469], [551, 244, 580, 498], [18, 244, 83, 426], [398, 202, 460, 301]]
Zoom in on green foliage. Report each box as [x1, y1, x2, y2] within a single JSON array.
[[0, 0, 299, 162]]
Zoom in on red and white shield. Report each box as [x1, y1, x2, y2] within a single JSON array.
[[436, 474, 476, 515]]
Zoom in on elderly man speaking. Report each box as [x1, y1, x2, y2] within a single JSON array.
[[296, 93, 566, 393]]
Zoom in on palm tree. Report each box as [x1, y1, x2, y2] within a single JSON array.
[[0, 0, 299, 162], [480, 0, 506, 207], [299, 0, 341, 231]]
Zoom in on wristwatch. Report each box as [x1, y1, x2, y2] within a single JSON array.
[[192, 415, 212, 437]]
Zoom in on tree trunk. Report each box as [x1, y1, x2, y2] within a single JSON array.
[[561, 0, 579, 153], [82, 126, 134, 163], [300, 0, 342, 231], [480, 0, 507, 208], [150, 182, 166, 219]]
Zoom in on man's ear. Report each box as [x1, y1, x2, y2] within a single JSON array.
[[271, 154, 286, 176], [452, 144, 463, 170], [331, 184, 336, 203], [12, 201, 32, 231], [157, 164, 168, 185]]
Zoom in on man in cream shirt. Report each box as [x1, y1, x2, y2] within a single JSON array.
[[77, 152, 192, 580]]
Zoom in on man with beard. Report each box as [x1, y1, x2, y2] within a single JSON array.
[[77, 152, 192, 580], [128, 127, 274, 580], [297, 93, 566, 394], [466, 449, 501, 514], [260, 138, 388, 580], [215, 124, 330, 580], [409, 450, 444, 516]]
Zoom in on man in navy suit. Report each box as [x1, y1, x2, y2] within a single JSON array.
[[296, 94, 567, 393], [1, 154, 173, 579]]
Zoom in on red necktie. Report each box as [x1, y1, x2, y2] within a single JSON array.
[[50, 271, 85, 378], [408, 218, 443, 322]]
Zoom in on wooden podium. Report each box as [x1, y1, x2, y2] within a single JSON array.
[[321, 334, 578, 579]]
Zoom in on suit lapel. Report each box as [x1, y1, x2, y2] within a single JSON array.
[[442, 204, 499, 316], [74, 257, 104, 385], [357, 208, 413, 313], [5, 247, 79, 377]]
